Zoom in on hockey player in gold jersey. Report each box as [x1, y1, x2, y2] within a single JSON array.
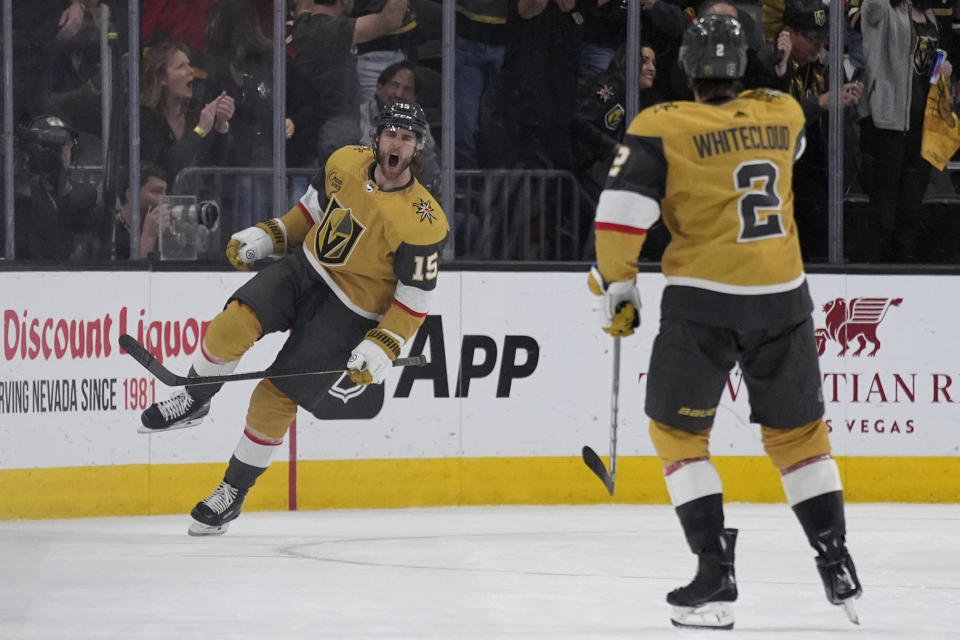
[[588, 15, 861, 629], [139, 101, 448, 535]]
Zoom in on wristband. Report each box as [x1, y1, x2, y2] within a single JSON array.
[[193, 125, 208, 138], [365, 328, 403, 360]]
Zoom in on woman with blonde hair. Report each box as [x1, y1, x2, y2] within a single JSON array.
[[140, 39, 235, 185]]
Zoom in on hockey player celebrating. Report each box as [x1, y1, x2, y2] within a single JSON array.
[[587, 15, 861, 630], [139, 101, 448, 536]]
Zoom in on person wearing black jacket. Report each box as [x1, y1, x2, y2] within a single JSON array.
[[10, 115, 98, 260], [139, 40, 235, 186], [481, 0, 592, 171], [572, 43, 657, 200]]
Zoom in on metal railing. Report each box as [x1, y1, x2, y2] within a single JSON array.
[[173, 166, 591, 262], [453, 169, 588, 261]]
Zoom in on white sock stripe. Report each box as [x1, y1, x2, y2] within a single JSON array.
[[233, 429, 281, 469], [664, 459, 723, 507], [193, 342, 241, 376], [781, 457, 842, 506]]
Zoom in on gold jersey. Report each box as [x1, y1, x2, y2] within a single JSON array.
[[594, 89, 812, 329], [279, 146, 448, 342]]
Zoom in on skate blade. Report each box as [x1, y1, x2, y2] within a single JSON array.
[[187, 520, 230, 536], [841, 598, 860, 625], [137, 418, 204, 434], [670, 603, 734, 630]]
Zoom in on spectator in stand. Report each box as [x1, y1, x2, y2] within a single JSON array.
[[201, 0, 295, 228], [572, 43, 657, 201], [637, 0, 689, 102], [480, 0, 590, 171], [580, 0, 627, 78], [572, 43, 662, 259], [352, 0, 422, 101], [140, 40, 236, 186], [285, 0, 407, 172], [455, 0, 507, 168], [11, 1, 102, 127], [857, 0, 952, 262], [202, 0, 293, 169], [358, 62, 441, 193], [110, 164, 170, 260], [10, 115, 98, 260], [758, 0, 864, 261]]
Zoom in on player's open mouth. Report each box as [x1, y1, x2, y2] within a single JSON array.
[[388, 153, 400, 169]]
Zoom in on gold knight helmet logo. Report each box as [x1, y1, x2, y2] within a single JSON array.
[[814, 8, 826, 26], [314, 196, 366, 265], [604, 104, 625, 131]]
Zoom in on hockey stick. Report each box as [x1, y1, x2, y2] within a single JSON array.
[[582, 336, 620, 496], [118, 333, 428, 387]]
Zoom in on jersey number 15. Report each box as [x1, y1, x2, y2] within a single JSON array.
[[412, 252, 439, 281]]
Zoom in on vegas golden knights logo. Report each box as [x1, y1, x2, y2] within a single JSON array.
[[314, 196, 366, 265], [604, 104, 625, 131]]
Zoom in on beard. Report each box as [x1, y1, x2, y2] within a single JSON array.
[[377, 147, 414, 178]]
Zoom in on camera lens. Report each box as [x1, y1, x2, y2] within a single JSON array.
[[196, 200, 220, 231]]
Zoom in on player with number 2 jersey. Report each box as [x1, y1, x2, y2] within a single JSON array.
[[595, 86, 810, 330], [587, 15, 861, 631]]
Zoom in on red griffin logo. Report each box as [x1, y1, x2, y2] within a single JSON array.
[[815, 297, 902, 357]]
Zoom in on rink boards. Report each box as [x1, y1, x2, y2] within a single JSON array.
[[1, 269, 958, 519]]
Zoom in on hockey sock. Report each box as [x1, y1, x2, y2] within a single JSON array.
[[780, 454, 846, 546], [665, 457, 725, 554], [187, 301, 263, 402], [223, 428, 282, 491], [186, 350, 240, 403]]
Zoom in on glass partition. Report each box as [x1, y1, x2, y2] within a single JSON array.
[[1, 0, 958, 265]]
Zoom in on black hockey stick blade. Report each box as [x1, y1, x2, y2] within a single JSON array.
[[118, 334, 428, 387], [582, 445, 615, 496]]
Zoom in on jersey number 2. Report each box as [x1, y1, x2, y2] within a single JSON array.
[[734, 160, 785, 242]]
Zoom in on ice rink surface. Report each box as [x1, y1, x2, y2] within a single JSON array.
[[1, 503, 958, 639]]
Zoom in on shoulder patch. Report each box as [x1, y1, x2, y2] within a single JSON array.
[[595, 83, 615, 103], [604, 104, 625, 131], [327, 168, 344, 193], [414, 198, 438, 224]]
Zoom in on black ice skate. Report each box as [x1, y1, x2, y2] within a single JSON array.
[[813, 529, 862, 625], [188, 480, 248, 536], [139, 389, 210, 434], [667, 528, 738, 630]]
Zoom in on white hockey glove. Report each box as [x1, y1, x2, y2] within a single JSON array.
[[226, 218, 287, 270], [587, 264, 641, 338], [346, 328, 405, 386]]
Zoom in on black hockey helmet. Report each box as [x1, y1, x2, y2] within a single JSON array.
[[679, 14, 748, 80], [374, 100, 428, 147]]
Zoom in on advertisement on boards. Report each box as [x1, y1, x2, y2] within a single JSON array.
[[2, 271, 960, 472]]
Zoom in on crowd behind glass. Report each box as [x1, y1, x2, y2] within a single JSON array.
[[2, 0, 959, 264]]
